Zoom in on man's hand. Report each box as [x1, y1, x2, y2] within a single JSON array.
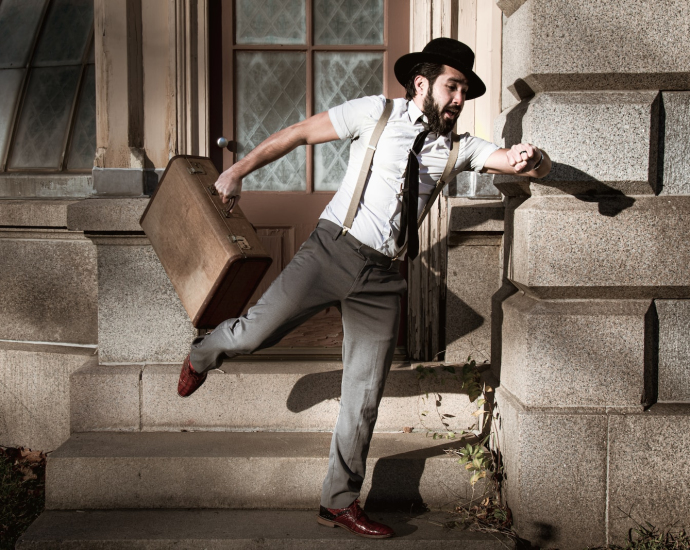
[[215, 166, 242, 210], [506, 143, 541, 174], [482, 142, 551, 178]]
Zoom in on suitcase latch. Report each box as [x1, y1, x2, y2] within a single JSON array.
[[229, 235, 251, 250], [188, 162, 206, 175]]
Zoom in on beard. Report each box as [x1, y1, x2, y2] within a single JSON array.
[[422, 89, 461, 135]]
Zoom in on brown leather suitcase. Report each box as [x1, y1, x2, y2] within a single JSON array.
[[140, 155, 272, 329]]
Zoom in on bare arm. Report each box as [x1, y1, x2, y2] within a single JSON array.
[[481, 143, 552, 179], [215, 111, 340, 206]]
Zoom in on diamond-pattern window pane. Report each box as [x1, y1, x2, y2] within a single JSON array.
[[314, 52, 383, 191], [33, 0, 93, 67], [0, 0, 48, 69], [236, 52, 306, 191], [67, 64, 95, 170], [236, 0, 306, 45], [9, 66, 80, 169], [0, 69, 25, 163], [314, 0, 383, 45]]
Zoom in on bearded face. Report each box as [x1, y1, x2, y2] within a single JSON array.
[[422, 84, 462, 135]]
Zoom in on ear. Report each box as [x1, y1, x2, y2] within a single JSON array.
[[413, 74, 428, 98]]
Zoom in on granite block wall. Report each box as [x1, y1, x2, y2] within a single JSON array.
[[494, 0, 690, 547]]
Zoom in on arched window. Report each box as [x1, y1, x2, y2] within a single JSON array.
[[0, 0, 95, 173]]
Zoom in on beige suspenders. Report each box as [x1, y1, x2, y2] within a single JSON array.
[[341, 98, 461, 258], [341, 99, 394, 235]]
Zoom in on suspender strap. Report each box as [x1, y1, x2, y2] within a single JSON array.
[[393, 131, 460, 259], [417, 131, 460, 228], [341, 99, 393, 235]]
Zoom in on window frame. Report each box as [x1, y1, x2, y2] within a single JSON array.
[[224, 0, 408, 194], [0, 0, 95, 174]]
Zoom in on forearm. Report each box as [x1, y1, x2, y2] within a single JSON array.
[[214, 111, 338, 206], [230, 111, 337, 180], [231, 125, 306, 179], [482, 143, 552, 178]]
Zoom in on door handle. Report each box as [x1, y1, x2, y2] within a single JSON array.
[[217, 137, 230, 149]]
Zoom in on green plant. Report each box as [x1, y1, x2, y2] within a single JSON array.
[[0, 447, 46, 550], [415, 357, 514, 539]]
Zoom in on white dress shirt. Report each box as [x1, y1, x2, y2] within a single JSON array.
[[320, 95, 499, 258]]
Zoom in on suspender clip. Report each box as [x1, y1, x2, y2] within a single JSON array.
[[341, 226, 350, 236]]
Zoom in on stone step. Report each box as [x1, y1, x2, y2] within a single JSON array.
[[46, 431, 480, 511], [17, 509, 514, 549], [71, 359, 480, 434]]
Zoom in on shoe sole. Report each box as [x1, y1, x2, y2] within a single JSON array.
[[316, 515, 394, 539]]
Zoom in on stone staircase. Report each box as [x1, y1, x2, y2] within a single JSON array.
[[18, 357, 513, 548]]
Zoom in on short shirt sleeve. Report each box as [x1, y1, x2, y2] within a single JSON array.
[[328, 95, 387, 140], [455, 133, 500, 172]]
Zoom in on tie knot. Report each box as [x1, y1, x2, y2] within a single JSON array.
[[412, 129, 429, 154]]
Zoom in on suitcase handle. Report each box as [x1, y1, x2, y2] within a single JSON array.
[[207, 184, 236, 215], [221, 197, 236, 216]]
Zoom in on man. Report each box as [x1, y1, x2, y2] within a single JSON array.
[[177, 38, 551, 539]]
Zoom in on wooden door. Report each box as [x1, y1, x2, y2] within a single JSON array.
[[212, 0, 409, 352]]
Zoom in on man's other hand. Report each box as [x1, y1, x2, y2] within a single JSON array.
[[215, 167, 242, 209]]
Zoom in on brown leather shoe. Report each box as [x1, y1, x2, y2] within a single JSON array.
[[177, 355, 207, 398], [317, 499, 394, 539]]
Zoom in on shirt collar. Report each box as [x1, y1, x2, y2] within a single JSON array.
[[407, 100, 427, 127]]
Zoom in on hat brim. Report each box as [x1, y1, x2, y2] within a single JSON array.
[[394, 52, 486, 100]]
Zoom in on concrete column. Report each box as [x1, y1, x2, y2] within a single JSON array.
[[66, 199, 196, 364], [493, 1, 690, 548]]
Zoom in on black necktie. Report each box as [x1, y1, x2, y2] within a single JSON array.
[[397, 128, 429, 259]]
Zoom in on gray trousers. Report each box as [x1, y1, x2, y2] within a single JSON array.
[[189, 219, 406, 509]]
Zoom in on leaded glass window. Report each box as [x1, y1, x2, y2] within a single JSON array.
[[0, 0, 95, 172], [233, 0, 386, 192]]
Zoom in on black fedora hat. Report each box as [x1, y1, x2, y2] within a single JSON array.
[[394, 37, 486, 100]]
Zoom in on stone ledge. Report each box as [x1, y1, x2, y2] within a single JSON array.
[[510, 195, 690, 298], [448, 198, 505, 232], [0, 340, 96, 356], [0, 200, 77, 228], [92, 168, 163, 197], [66, 197, 150, 232], [495, 91, 660, 195], [0, 174, 93, 199]]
